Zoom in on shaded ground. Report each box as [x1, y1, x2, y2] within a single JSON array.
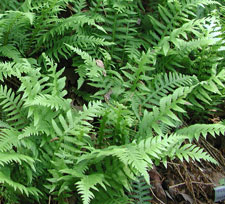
[[149, 137, 225, 204]]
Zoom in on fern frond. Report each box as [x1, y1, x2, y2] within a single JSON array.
[[124, 42, 142, 60], [143, 72, 197, 109], [177, 123, 225, 140], [0, 85, 28, 128], [0, 120, 11, 129], [138, 133, 217, 166], [77, 144, 150, 185], [0, 59, 36, 81], [0, 45, 22, 61], [38, 15, 106, 45], [158, 18, 215, 56], [130, 176, 152, 204], [188, 69, 225, 108], [18, 123, 50, 140], [0, 171, 40, 197], [42, 53, 67, 97], [51, 101, 104, 143], [0, 0, 21, 12], [45, 35, 113, 60], [91, 1, 144, 64], [66, 45, 107, 88], [73, 0, 87, 13], [0, 153, 34, 168], [113, 145, 150, 184], [139, 87, 193, 137], [25, 94, 71, 111], [138, 134, 183, 161], [33, 11, 109, 59], [0, 129, 19, 152], [149, 0, 219, 45], [0, 10, 34, 54], [175, 143, 217, 164], [76, 174, 106, 204]]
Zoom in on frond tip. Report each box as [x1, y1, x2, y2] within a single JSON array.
[[76, 174, 106, 204], [175, 144, 218, 164], [177, 123, 225, 140], [0, 172, 40, 197]]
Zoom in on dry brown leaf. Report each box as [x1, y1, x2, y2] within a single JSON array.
[[96, 59, 107, 76]]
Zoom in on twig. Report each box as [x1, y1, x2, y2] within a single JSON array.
[[169, 182, 185, 188], [191, 181, 214, 186], [150, 187, 166, 204], [170, 181, 214, 189], [167, 161, 182, 166], [48, 195, 51, 204]]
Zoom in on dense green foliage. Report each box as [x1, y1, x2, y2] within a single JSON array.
[[0, 0, 224, 203]]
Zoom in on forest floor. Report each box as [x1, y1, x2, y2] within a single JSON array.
[[149, 136, 225, 204]]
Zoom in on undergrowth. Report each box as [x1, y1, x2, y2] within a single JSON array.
[[0, 0, 224, 203]]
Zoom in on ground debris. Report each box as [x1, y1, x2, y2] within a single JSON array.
[[150, 137, 225, 204]]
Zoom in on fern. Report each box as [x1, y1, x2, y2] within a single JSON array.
[[0, 128, 40, 198], [0, 85, 28, 128], [0, 129, 19, 152], [73, 0, 87, 13], [90, 0, 146, 64], [175, 143, 217, 163], [0, 10, 34, 57], [35, 14, 110, 60], [0, 0, 224, 203], [130, 176, 152, 204], [0, 45, 22, 61], [138, 87, 193, 137], [0, 0, 22, 12], [0, 59, 37, 81], [0, 171, 40, 197], [26, 94, 70, 111], [66, 45, 109, 89], [176, 123, 225, 140], [188, 68, 225, 109], [20, 0, 112, 61], [149, 0, 219, 46], [0, 153, 34, 167], [64, 145, 150, 204], [146, 0, 222, 76], [142, 72, 198, 109], [76, 174, 106, 204], [0, 53, 71, 202]]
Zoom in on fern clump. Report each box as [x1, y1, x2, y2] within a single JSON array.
[[0, 0, 224, 203]]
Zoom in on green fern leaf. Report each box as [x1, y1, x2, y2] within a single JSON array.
[[76, 174, 106, 204], [0, 153, 35, 169], [0, 129, 19, 152], [142, 72, 197, 109], [177, 123, 225, 140], [0, 171, 40, 197], [139, 87, 193, 137], [131, 176, 152, 204], [175, 143, 217, 164], [0, 85, 28, 128]]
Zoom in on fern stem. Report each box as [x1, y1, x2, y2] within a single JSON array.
[[121, 21, 130, 64], [94, 0, 102, 13], [3, 13, 20, 45], [110, 14, 118, 58]]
